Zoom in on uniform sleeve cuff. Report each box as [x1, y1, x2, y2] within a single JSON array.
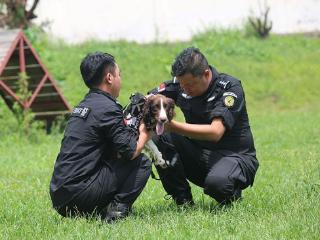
[[208, 107, 235, 130]]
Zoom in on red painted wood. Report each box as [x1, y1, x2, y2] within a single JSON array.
[[0, 80, 24, 107], [26, 74, 47, 109], [0, 29, 72, 121], [19, 38, 26, 72], [21, 33, 72, 111]]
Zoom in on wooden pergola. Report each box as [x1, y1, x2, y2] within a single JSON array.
[[0, 29, 71, 126]]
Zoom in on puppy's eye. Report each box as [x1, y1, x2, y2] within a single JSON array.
[[155, 104, 160, 109]]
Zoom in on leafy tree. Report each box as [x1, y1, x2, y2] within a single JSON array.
[[0, 0, 39, 29]]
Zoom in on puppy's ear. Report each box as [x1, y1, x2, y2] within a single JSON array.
[[167, 98, 175, 121]]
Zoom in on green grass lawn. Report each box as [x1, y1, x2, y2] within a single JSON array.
[[0, 30, 319, 239]]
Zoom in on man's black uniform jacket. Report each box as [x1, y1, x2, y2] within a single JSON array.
[[50, 89, 137, 208], [149, 66, 258, 181]]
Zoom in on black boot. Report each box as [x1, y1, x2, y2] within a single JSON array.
[[102, 200, 132, 223], [219, 188, 243, 206], [172, 192, 195, 207]]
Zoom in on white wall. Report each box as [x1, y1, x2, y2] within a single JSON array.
[[33, 0, 320, 44]]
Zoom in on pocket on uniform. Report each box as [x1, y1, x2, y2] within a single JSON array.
[[216, 150, 249, 188], [227, 159, 248, 189]]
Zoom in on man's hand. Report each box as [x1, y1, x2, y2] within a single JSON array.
[[139, 122, 153, 140], [164, 121, 173, 133], [131, 122, 153, 160]]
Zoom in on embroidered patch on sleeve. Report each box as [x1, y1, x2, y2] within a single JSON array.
[[71, 107, 91, 119], [224, 96, 235, 108]]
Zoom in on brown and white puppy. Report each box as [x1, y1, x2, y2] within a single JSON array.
[[143, 94, 175, 134], [142, 94, 175, 168]]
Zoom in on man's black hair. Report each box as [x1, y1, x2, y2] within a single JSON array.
[[80, 52, 116, 88], [171, 47, 209, 77]]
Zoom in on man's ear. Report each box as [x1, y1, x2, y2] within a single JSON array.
[[204, 69, 210, 80], [104, 72, 113, 84]]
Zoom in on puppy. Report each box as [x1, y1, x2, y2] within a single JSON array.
[[142, 94, 175, 168]]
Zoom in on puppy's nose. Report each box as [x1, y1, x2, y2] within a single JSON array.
[[160, 117, 167, 123]]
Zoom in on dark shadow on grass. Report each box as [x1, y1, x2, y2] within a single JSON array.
[[130, 197, 243, 221], [51, 197, 243, 224]]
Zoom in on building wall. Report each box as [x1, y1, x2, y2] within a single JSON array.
[[33, 0, 320, 43]]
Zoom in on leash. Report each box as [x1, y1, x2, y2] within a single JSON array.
[[150, 170, 161, 180]]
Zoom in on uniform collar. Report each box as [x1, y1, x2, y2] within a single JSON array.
[[210, 65, 220, 82], [89, 88, 117, 102]]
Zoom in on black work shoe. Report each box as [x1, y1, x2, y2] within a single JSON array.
[[219, 188, 243, 206], [101, 201, 132, 223], [233, 188, 242, 201], [172, 193, 195, 207]]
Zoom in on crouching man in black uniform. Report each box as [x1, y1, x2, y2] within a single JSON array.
[[50, 52, 152, 222], [149, 47, 259, 206]]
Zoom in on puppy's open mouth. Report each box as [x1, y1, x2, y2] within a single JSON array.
[[156, 122, 165, 135]]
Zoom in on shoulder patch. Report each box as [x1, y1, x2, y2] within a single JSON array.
[[224, 96, 235, 108], [71, 107, 91, 119], [223, 92, 238, 98]]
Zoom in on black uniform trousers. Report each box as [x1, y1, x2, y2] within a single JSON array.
[[154, 133, 258, 203], [57, 153, 151, 217]]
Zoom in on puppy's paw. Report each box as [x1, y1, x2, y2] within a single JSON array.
[[154, 157, 168, 169]]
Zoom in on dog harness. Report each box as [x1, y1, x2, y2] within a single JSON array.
[[123, 92, 146, 135]]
